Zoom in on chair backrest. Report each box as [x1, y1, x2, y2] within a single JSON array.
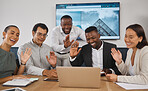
[[117, 47, 128, 62], [80, 47, 129, 67], [10, 47, 19, 59], [10, 47, 19, 68]]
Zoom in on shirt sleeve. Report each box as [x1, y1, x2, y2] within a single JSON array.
[[50, 28, 66, 52], [69, 56, 76, 62], [77, 27, 86, 41], [116, 61, 128, 75], [116, 49, 131, 75], [17, 45, 44, 76], [26, 58, 45, 76]]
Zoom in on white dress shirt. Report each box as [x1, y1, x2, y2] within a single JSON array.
[[92, 43, 103, 70], [50, 26, 86, 53], [92, 42, 114, 73]]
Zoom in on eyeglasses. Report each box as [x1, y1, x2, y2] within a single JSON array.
[[37, 32, 48, 37]]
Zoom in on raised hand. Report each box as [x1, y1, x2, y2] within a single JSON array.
[[21, 48, 32, 65], [111, 48, 122, 65], [63, 34, 74, 48], [46, 52, 57, 67], [70, 41, 81, 59]]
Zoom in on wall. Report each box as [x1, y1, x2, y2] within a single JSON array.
[[0, 0, 148, 47]]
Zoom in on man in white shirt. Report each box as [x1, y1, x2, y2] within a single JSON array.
[[50, 15, 86, 66], [70, 26, 121, 75], [18, 23, 57, 77]]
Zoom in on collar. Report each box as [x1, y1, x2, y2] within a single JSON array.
[[92, 40, 104, 51], [99, 40, 104, 50], [31, 39, 44, 48]]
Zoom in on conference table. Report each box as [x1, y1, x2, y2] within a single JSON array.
[[0, 75, 147, 91]]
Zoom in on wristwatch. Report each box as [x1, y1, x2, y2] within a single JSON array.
[[51, 65, 56, 69]]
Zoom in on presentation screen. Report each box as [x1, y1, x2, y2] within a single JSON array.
[[56, 2, 120, 39]]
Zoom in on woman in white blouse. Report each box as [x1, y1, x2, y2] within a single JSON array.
[[106, 24, 148, 84]]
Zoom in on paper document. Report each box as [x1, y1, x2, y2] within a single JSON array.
[[116, 82, 148, 90], [3, 78, 39, 87]]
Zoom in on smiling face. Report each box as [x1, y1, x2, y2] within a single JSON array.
[[3, 27, 20, 47], [124, 28, 143, 49], [85, 30, 101, 49], [61, 18, 72, 34], [32, 27, 47, 47]]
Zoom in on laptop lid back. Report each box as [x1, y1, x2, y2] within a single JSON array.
[[57, 67, 100, 88]]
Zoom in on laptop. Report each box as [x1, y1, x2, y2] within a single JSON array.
[[56, 67, 100, 88]]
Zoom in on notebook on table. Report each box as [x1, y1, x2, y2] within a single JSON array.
[[3, 78, 39, 87], [56, 67, 100, 88]]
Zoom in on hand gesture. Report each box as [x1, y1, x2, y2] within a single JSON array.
[[70, 41, 81, 58], [111, 48, 122, 65], [21, 48, 32, 65], [46, 52, 57, 67], [106, 74, 117, 82], [63, 34, 74, 48], [42, 69, 58, 78], [102, 68, 112, 74]]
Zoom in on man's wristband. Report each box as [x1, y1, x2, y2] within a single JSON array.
[[21, 62, 26, 65]]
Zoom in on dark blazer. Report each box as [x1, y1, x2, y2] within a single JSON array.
[[70, 42, 121, 75]]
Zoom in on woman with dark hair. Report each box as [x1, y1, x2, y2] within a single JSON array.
[[106, 24, 148, 84], [0, 25, 32, 83]]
